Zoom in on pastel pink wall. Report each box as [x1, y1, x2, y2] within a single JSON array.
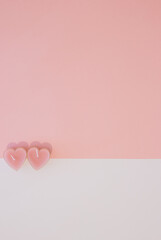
[[0, 0, 161, 158]]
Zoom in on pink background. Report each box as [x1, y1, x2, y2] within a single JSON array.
[[0, 0, 161, 158]]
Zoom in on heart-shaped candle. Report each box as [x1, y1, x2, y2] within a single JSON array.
[[28, 147, 50, 170], [4, 148, 27, 170]]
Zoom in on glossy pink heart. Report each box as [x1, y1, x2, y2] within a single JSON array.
[[7, 142, 29, 151], [30, 141, 52, 153], [28, 147, 50, 170], [4, 148, 26, 170]]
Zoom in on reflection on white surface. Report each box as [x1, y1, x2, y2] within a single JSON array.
[[0, 159, 161, 240]]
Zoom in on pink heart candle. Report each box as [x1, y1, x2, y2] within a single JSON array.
[[4, 148, 26, 171], [28, 147, 50, 170]]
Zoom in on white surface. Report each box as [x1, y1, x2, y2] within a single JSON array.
[[0, 159, 161, 240]]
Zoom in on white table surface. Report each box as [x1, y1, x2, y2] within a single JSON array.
[[0, 159, 161, 240]]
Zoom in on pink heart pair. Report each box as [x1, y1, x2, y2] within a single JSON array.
[[4, 147, 50, 171]]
